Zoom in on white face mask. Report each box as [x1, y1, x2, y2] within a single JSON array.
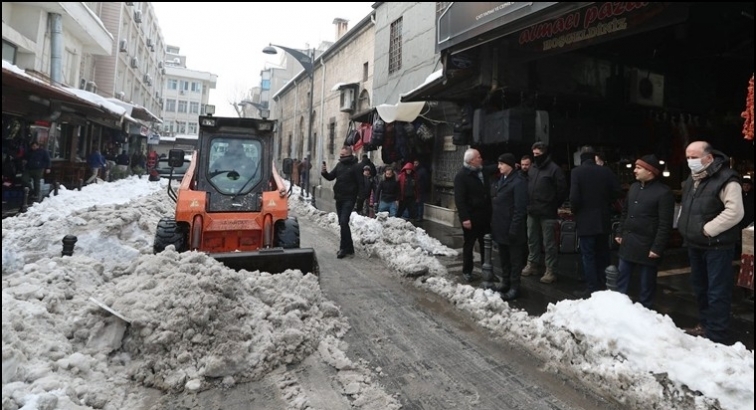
[[687, 158, 705, 173]]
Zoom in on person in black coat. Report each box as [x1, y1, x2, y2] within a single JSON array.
[[614, 154, 674, 308], [570, 146, 622, 295], [454, 148, 493, 282], [490, 153, 528, 300], [321, 146, 362, 259], [523, 142, 568, 284]]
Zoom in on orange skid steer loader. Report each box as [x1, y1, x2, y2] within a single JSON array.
[[153, 115, 318, 275]]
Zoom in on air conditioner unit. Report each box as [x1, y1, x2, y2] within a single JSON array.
[[146, 76, 153, 86], [116, 91, 126, 100], [155, 91, 160, 99], [85, 80, 97, 93], [161, 68, 166, 75], [339, 88, 355, 112], [134, 10, 142, 23], [158, 61, 163, 69], [628, 69, 664, 107], [119, 39, 128, 52], [146, 38, 154, 47], [179, 89, 185, 95], [130, 57, 139, 68], [143, 73, 150, 83]]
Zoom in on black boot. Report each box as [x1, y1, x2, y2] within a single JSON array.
[[501, 287, 519, 301]]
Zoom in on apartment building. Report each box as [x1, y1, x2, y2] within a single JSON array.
[[92, 2, 165, 119], [160, 45, 217, 137]]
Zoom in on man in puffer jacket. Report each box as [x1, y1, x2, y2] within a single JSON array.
[[22, 141, 51, 200], [678, 141, 743, 344], [374, 166, 400, 217], [322, 146, 362, 259]]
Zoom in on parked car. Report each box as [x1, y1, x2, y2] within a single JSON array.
[[155, 157, 191, 180]]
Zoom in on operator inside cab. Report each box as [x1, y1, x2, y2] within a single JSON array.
[[208, 138, 262, 194]]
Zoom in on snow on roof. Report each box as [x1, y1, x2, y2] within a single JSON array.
[[400, 69, 443, 98], [62, 87, 128, 117]]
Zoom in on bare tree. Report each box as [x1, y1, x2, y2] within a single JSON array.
[[227, 82, 250, 118]]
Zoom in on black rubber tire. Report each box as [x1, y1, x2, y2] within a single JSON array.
[[274, 217, 300, 249], [153, 217, 188, 254]]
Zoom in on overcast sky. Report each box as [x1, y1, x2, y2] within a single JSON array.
[[151, 2, 375, 117]]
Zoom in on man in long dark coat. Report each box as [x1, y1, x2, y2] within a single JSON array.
[[454, 148, 492, 282], [569, 146, 621, 295], [614, 154, 674, 308], [490, 153, 528, 300]]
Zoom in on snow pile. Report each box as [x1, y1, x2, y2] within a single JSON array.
[[420, 277, 754, 410], [291, 196, 456, 277]]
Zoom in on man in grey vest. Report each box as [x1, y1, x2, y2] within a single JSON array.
[[678, 141, 744, 344]]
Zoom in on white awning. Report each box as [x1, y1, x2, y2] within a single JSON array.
[[375, 101, 426, 123]]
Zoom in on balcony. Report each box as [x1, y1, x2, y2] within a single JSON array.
[[22, 2, 113, 56]]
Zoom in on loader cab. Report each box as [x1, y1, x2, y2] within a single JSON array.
[[207, 138, 262, 195], [195, 116, 276, 212]]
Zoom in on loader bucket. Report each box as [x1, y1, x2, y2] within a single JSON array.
[[211, 247, 319, 276]]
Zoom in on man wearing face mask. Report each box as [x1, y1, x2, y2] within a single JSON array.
[[522, 142, 568, 284], [678, 141, 744, 344]]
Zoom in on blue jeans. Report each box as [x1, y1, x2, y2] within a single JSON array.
[[335, 199, 355, 253], [688, 247, 735, 344], [378, 200, 397, 217], [579, 235, 610, 293], [617, 259, 658, 308]]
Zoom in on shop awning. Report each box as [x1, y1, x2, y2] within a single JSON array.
[[2, 61, 126, 124], [437, 2, 588, 53], [106, 98, 163, 123], [375, 101, 426, 123]]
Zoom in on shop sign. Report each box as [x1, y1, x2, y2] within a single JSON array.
[[513, 2, 688, 59], [128, 124, 150, 136], [147, 132, 160, 145]]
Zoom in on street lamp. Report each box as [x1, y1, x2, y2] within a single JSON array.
[[262, 44, 315, 199]]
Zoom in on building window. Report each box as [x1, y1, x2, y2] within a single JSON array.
[[177, 121, 186, 134], [389, 17, 403, 74], [188, 122, 198, 134], [165, 98, 176, 112], [191, 82, 202, 93], [3, 40, 18, 64], [261, 79, 270, 90], [179, 80, 189, 92], [190, 101, 199, 114], [163, 120, 172, 133], [328, 120, 336, 156], [363, 62, 369, 82], [436, 2, 451, 15], [167, 79, 178, 90], [178, 100, 187, 113]]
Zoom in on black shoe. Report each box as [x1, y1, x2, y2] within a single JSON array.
[[346, 249, 355, 255], [572, 289, 591, 299], [462, 272, 473, 282], [337, 250, 348, 259], [501, 289, 519, 301], [494, 283, 510, 293]]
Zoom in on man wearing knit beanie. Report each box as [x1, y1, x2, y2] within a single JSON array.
[[569, 145, 621, 297], [615, 154, 674, 309]]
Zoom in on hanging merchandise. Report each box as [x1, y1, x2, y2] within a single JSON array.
[[416, 121, 433, 141], [742, 74, 754, 141], [344, 121, 360, 148], [359, 120, 374, 151], [372, 115, 386, 147]]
